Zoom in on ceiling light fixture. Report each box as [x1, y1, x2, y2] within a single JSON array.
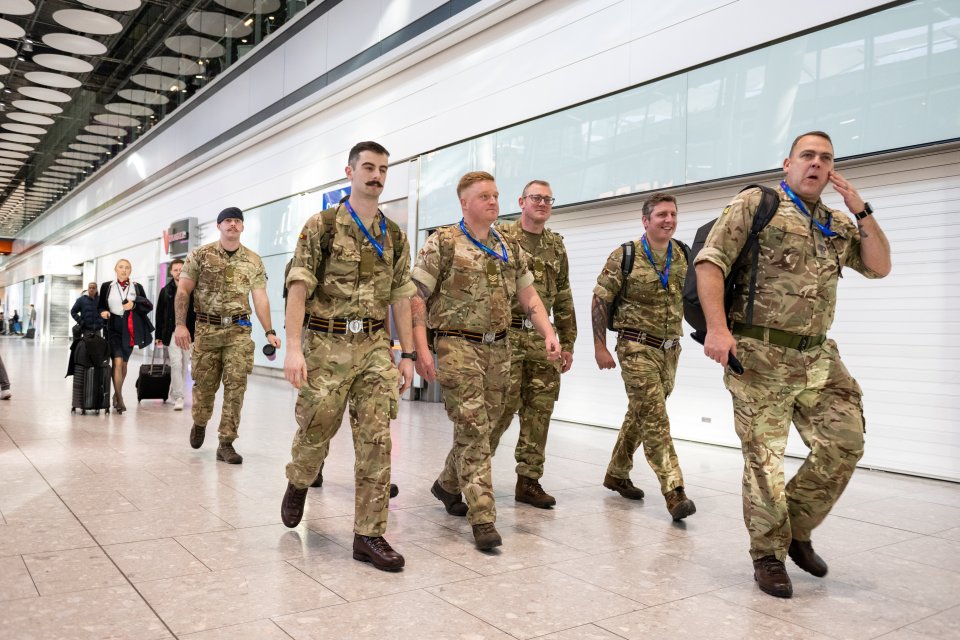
[[243, 18, 253, 27]]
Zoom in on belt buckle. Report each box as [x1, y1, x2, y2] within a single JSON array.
[[482, 332, 496, 344], [522, 318, 533, 330], [662, 339, 675, 350], [220, 316, 231, 326], [347, 319, 364, 334], [797, 336, 809, 350]]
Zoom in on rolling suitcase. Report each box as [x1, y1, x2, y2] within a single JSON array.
[[71, 333, 111, 414], [136, 347, 171, 402], [24, 327, 35, 339]]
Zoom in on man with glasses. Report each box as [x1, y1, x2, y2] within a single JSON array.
[[411, 171, 560, 550], [695, 131, 891, 598], [592, 193, 697, 523], [489, 180, 576, 508]]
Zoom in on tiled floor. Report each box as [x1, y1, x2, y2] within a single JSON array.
[[0, 336, 958, 640]]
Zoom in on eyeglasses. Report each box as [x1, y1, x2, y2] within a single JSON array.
[[524, 195, 556, 205]]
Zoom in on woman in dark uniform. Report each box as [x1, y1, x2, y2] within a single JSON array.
[[98, 258, 153, 413]]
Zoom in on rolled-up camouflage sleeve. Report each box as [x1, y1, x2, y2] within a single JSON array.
[[390, 230, 417, 303], [839, 218, 884, 279], [553, 245, 577, 352], [694, 189, 758, 277], [411, 232, 442, 295], [286, 214, 324, 298], [592, 246, 625, 304], [513, 242, 535, 291]]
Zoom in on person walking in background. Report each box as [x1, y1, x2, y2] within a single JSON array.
[[155, 259, 196, 411], [71, 282, 104, 334]]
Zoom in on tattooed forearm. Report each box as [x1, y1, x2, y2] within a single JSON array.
[[411, 295, 427, 328], [591, 295, 608, 346], [858, 223, 870, 239], [175, 288, 189, 326]]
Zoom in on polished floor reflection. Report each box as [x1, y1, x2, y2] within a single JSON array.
[[0, 337, 958, 639]]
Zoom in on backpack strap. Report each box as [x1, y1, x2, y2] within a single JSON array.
[[737, 184, 780, 327], [606, 241, 635, 331]]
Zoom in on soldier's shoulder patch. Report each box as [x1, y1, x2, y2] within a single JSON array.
[[721, 205, 731, 216], [298, 233, 305, 240]]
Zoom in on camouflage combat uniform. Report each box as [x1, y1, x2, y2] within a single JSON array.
[[489, 221, 576, 480], [411, 225, 534, 525], [285, 204, 414, 537], [182, 242, 265, 444], [696, 186, 882, 561], [594, 237, 688, 495]]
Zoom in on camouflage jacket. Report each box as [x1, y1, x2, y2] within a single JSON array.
[[497, 220, 577, 353], [286, 204, 415, 320], [182, 241, 266, 316], [695, 186, 882, 335], [411, 223, 534, 333], [594, 237, 687, 339]]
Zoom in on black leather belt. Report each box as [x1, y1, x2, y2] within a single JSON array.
[[435, 329, 508, 344], [196, 312, 249, 326], [510, 316, 534, 330], [618, 328, 680, 350], [305, 315, 384, 334]]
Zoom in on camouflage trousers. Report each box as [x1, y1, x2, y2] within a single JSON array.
[[285, 330, 398, 537], [192, 324, 254, 443], [435, 335, 510, 526], [489, 327, 561, 480], [725, 337, 865, 562], [607, 341, 684, 495]]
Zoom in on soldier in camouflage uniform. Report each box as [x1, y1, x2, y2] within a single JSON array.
[[175, 207, 281, 464], [490, 180, 576, 508], [279, 141, 415, 571], [695, 131, 891, 598], [592, 193, 697, 522], [411, 171, 561, 550]]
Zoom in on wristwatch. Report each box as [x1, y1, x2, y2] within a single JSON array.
[[400, 351, 417, 361], [265, 329, 277, 337], [854, 202, 873, 221]]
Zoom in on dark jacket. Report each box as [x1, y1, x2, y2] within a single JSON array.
[[155, 279, 195, 345], [71, 294, 104, 331], [98, 281, 154, 349]]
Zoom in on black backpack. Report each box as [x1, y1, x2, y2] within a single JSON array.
[[607, 238, 690, 331], [682, 184, 781, 339]]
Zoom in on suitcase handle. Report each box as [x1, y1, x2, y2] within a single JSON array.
[[147, 345, 169, 374]]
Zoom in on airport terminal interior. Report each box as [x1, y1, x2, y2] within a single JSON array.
[[1, 0, 959, 638]]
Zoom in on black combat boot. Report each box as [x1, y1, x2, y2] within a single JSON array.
[[281, 482, 308, 528]]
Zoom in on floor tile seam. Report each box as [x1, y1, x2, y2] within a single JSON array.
[[521, 564, 656, 609], [512, 520, 673, 552], [869, 546, 960, 576], [826, 513, 944, 537], [166, 535, 221, 575], [408, 536, 506, 574], [281, 558, 353, 605], [420, 583, 539, 639], [6, 553, 40, 600]]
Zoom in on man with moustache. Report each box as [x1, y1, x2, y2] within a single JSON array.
[[175, 207, 281, 464], [695, 131, 891, 598], [411, 171, 560, 550], [279, 141, 415, 571], [489, 180, 576, 508], [155, 259, 196, 411], [592, 193, 697, 522]]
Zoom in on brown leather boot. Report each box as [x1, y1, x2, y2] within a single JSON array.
[[515, 476, 556, 509], [189, 424, 206, 449], [431, 480, 468, 516], [664, 487, 696, 521], [753, 555, 793, 598], [281, 482, 308, 528], [353, 534, 405, 571], [472, 523, 502, 550], [789, 539, 828, 577], [603, 473, 644, 500], [216, 441, 243, 464], [310, 462, 324, 488]]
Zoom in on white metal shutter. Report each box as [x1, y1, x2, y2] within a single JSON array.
[[547, 146, 960, 481]]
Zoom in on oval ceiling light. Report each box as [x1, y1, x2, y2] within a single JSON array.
[[7, 112, 55, 125], [117, 88, 169, 105], [85, 124, 125, 136], [61, 151, 99, 161], [80, 0, 141, 10], [0, 43, 16, 59], [11, 100, 62, 115], [214, 0, 280, 13], [94, 113, 138, 127], [0, 158, 25, 166], [0, 64, 9, 76], [18, 86, 72, 103], [105, 102, 153, 117], [0, 132, 40, 144], [164, 35, 225, 58], [0, 1, 37, 16], [69, 143, 108, 154], [76, 133, 119, 145], [0, 18, 26, 39], [2, 123, 46, 135], [0, 142, 34, 152], [130, 73, 185, 92], [24, 71, 81, 89], [186, 12, 252, 38], [56, 158, 93, 168], [53, 9, 122, 36], [33, 53, 93, 73], [0, 150, 29, 159], [42, 169, 74, 177], [42, 33, 107, 56], [145, 56, 201, 76], [49, 165, 86, 173]]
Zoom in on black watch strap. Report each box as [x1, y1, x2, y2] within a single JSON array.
[[855, 202, 873, 221], [265, 329, 277, 337], [400, 351, 417, 361]]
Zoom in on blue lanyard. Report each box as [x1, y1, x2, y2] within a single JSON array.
[[458, 219, 508, 262], [640, 235, 672, 289], [780, 181, 837, 238], [343, 199, 386, 258]]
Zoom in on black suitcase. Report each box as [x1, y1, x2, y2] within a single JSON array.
[[72, 333, 111, 414], [24, 327, 35, 339], [136, 347, 171, 402]]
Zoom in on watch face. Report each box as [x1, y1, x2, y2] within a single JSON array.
[[864, 202, 873, 214]]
